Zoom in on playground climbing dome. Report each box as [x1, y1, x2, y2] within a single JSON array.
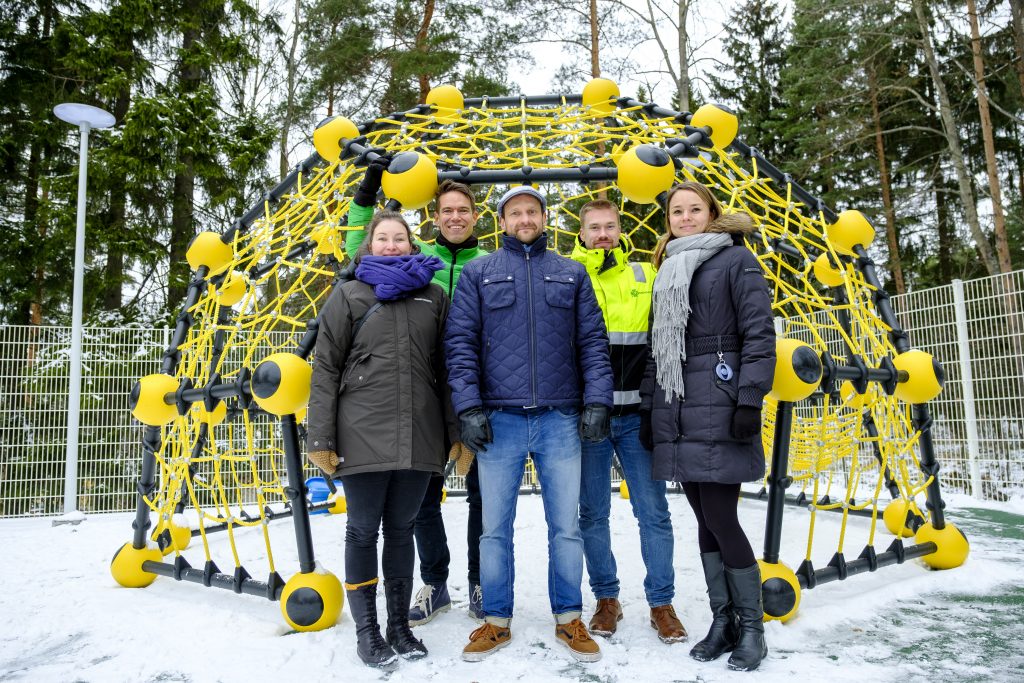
[[112, 79, 969, 631]]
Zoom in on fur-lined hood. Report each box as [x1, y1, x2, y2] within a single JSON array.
[[705, 212, 755, 235]]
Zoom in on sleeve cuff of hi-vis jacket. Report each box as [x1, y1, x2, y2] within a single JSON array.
[[738, 386, 767, 408], [308, 436, 336, 452]]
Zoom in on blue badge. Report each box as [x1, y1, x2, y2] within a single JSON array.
[[715, 361, 734, 381]]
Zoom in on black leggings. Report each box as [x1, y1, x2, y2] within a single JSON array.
[[681, 481, 756, 569], [341, 469, 432, 584]]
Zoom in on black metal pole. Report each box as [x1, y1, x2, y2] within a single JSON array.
[[131, 426, 162, 549], [281, 414, 317, 573], [763, 400, 795, 564]]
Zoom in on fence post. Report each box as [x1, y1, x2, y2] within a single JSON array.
[[952, 279, 983, 499]]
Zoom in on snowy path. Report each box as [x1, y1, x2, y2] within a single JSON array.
[[0, 492, 1021, 682]]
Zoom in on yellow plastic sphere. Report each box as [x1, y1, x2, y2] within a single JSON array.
[[813, 253, 844, 288], [882, 499, 916, 538], [279, 569, 343, 632], [758, 560, 801, 622], [441, 488, 448, 503], [425, 84, 464, 124], [770, 338, 822, 402], [915, 522, 969, 570], [154, 514, 192, 556], [619, 480, 630, 499], [110, 542, 162, 588], [893, 350, 944, 404], [216, 271, 246, 307], [840, 380, 874, 411], [328, 493, 347, 514], [582, 77, 620, 114], [690, 103, 739, 149], [190, 400, 227, 427], [313, 115, 359, 163], [295, 406, 308, 424], [186, 232, 232, 275], [381, 151, 438, 210], [615, 144, 675, 204], [827, 210, 875, 256], [130, 374, 179, 426], [250, 353, 312, 416], [310, 225, 340, 255]]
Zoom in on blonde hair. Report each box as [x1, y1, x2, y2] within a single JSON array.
[[652, 182, 724, 268], [355, 210, 421, 261]]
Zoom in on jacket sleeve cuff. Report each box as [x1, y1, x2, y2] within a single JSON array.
[[307, 436, 336, 453], [738, 386, 767, 408]]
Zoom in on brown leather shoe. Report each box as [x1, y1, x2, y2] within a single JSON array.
[[650, 604, 688, 643], [588, 598, 623, 637]]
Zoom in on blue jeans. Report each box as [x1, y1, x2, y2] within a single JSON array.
[[476, 407, 584, 619], [579, 412, 675, 606]]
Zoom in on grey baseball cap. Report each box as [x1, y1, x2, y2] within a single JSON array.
[[496, 185, 547, 216]]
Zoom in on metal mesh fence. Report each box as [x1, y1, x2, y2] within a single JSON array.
[[2, 270, 1023, 517]]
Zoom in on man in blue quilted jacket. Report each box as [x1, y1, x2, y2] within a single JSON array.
[[445, 186, 614, 664]]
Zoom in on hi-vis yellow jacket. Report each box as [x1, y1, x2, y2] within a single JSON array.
[[570, 239, 656, 414]]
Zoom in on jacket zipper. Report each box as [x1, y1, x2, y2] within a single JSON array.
[[525, 250, 537, 408], [447, 247, 457, 297]]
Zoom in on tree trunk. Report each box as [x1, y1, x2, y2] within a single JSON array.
[[933, 164, 952, 285], [280, 0, 303, 179], [1010, 0, 1024, 103], [102, 78, 132, 312], [676, 0, 690, 111], [967, 0, 1011, 273], [589, 0, 601, 77], [912, 0, 997, 275], [415, 0, 436, 102], [867, 63, 904, 294]]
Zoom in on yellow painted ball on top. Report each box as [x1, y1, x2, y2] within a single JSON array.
[[759, 560, 801, 622], [813, 253, 844, 288], [280, 569, 343, 632], [313, 115, 359, 163], [130, 373, 179, 426], [615, 144, 675, 204], [426, 84, 464, 124], [582, 78, 620, 114], [186, 231, 232, 276], [250, 353, 312, 416], [110, 541, 162, 588], [915, 522, 969, 570], [827, 210, 875, 256], [770, 338, 822, 402], [382, 151, 438, 210], [893, 350, 944, 404], [328, 493, 347, 514], [690, 103, 739, 149], [189, 399, 227, 427], [882, 498, 916, 538], [619, 480, 630, 499]]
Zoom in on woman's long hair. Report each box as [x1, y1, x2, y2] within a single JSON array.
[[651, 182, 724, 268], [354, 210, 421, 261]]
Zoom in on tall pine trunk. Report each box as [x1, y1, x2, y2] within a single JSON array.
[[867, 62, 904, 294]]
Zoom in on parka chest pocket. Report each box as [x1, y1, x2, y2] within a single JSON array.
[[543, 274, 575, 308], [482, 275, 515, 309], [340, 352, 372, 392]]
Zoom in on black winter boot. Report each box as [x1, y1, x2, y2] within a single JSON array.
[[724, 564, 768, 672], [346, 581, 398, 668], [689, 552, 739, 662], [384, 578, 428, 660]]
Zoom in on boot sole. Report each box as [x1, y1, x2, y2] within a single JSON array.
[[650, 620, 688, 644], [462, 637, 511, 662], [557, 638, 602, 663], [409, 602, 451, 626]]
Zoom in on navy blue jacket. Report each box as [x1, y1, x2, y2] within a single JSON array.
[[445, 232, 614, 415], [641, 228, 776, 484]]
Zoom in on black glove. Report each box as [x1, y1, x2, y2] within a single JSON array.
[[731, 405, 762, 440], [353, 153, 391, 206], [639, 409, 654, 452], [459, 407, 493, 454], [578, 403, 611, 443]]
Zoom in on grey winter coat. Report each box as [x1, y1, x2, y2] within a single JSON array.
[[306, 279, 451, 476], [640, 214, 776, 483]]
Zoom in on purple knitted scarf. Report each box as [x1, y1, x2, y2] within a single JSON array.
[[355, 254, 443, 301]]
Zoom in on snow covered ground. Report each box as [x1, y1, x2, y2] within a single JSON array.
[[1, 490, 1022, 682]]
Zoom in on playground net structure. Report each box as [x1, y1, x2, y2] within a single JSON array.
[[112, 79, 968, 631]]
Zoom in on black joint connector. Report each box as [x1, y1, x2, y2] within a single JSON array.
[[283, 485, 301, 502], [858, 545, 878, 572], [173, 555, 192, 581], [267, 571, 285, 601], [879, 356, 898, 395], [827, 551, 848, 580], [203, 373, 220, 412], [796, 558, 816, 590], [236, 366, 253, 411], [757, 486, 768, 499], [819, 351, 837, 394], [818, 494, 831, 506], [795, 491, 807, 506], [203, 559, 220, 587], [174, 377, 193, 416], [886, 538, 906, 564], [233, 565, 251, 594], [849, 354, 869, 394]]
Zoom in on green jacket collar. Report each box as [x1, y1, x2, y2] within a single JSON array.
[[571, 239, 628, 276]]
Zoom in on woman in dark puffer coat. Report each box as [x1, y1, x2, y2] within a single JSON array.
[[639, 182, 776, 672], [306, 210, 450, 669]]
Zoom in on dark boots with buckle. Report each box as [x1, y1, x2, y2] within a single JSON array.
[[384, 577, 428, 660]]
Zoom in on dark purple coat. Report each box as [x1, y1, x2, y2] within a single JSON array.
[[640, 227, 776, 484]]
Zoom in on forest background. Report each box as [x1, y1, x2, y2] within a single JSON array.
[[2, 0, 1022, 327]]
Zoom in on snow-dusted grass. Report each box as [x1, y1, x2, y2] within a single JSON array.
[[1, 491, 1021, 682]]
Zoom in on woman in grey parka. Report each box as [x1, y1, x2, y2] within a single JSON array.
[[639, 182, 776, 672]]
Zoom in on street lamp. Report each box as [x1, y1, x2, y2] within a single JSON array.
[[53, 102, 115, 522]]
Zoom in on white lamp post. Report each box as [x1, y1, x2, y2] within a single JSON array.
[[53, 103, 115, 521]]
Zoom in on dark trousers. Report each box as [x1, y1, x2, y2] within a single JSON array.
[[681, 481, 757, 568], [341, 469, 432, 584], [414, 459, 482, 585]]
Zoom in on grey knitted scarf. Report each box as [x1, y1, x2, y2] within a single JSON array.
[[652, 232, 733, 401]]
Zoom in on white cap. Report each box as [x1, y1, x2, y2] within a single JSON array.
[[496, 186, 547, 216]]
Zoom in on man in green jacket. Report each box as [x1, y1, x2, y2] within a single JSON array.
[[344, 159, 487, 625], [570, 199, 687, 644]]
